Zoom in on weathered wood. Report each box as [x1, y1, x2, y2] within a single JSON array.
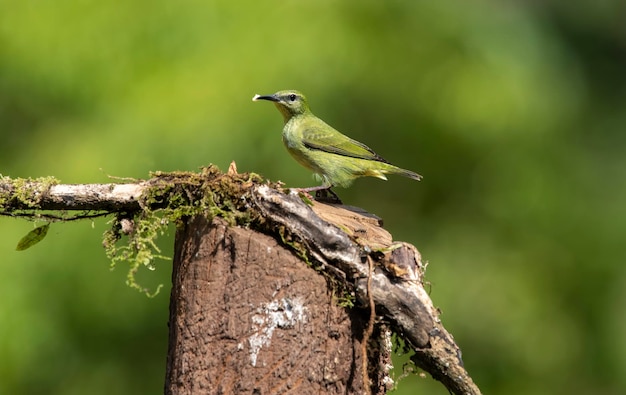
[[165, 216, 376, 395], [252, 186, 480, 395]]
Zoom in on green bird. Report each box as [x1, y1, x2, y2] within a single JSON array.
[[253, 90, 422, 193]]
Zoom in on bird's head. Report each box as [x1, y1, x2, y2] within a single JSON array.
[[253, 90, 310, 122]]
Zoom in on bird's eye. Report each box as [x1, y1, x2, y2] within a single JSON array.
[[289, 94, 297, 102]]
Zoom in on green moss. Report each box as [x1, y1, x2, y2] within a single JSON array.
[[102, 165, 274, 296], [0, 175, 59, 210], [277, 225, 311, 266], [333, 289, 355, 308], [0, 174, 6, 207], [103, 211, 170, 296]]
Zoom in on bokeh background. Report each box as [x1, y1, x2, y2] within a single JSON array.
[[1, 1, 624, 394]]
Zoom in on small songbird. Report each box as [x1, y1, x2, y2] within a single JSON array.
[[253, 90, 422, 194]]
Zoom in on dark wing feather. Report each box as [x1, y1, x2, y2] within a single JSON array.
[[300, 119, 390, 163]]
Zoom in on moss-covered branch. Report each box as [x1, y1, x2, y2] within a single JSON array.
[[1, 165, 274, 295], [0, 166, 267, 215]]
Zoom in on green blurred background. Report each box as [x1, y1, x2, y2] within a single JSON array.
[[1, 1, 624, 394]]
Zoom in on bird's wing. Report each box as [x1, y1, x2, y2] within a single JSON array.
[[300, 118, 390, 163]]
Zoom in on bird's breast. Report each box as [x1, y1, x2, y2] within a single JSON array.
[[282, 118, 301, 149]]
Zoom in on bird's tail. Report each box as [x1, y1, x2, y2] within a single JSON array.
[[386, 164, 422, 181], [365, 163, 422, 182], [393, 166, 422, 181]]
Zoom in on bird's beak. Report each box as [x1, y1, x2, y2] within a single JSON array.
[[252, 94, 279, 102]]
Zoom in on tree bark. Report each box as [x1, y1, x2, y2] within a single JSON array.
[[165, 216, 373, 394]]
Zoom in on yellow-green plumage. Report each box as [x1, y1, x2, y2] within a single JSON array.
[[253, 90, 422, 189]]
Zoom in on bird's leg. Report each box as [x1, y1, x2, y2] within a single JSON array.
[[292, 185, 333, 194], [290, 185, 342, 204]]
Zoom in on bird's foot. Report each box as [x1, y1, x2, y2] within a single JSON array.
[[290, 186, 342, 204], [315, 188, 342, 204]]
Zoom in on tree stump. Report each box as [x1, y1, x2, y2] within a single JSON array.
[[165, 215, 375, 394]]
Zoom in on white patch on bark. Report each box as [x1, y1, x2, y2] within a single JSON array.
[[248, 298, 307, 366]]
